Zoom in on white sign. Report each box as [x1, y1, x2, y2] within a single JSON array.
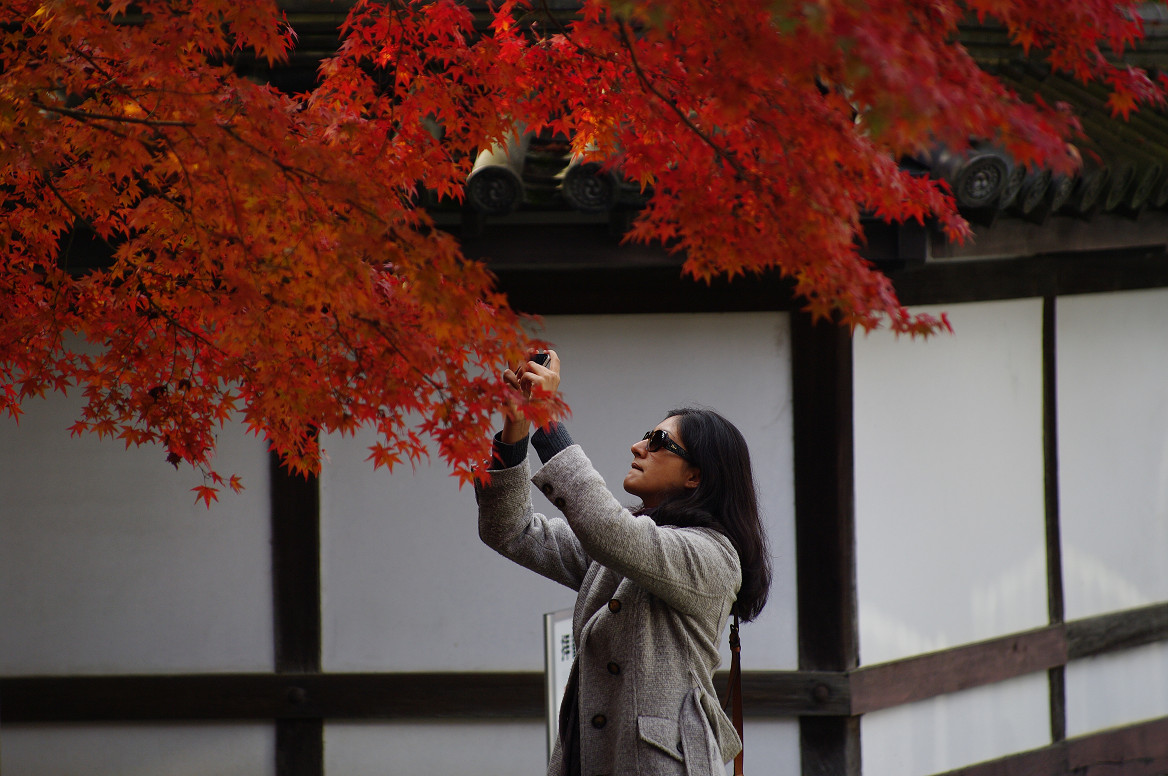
[[544, 608, 576, 761]]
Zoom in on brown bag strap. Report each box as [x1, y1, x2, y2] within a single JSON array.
[[725, 614, 744, 776]]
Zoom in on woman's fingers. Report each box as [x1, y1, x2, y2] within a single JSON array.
[[508, 349, 561, 401], [531, 349, 560, 395], [500, 369, 524, 424]]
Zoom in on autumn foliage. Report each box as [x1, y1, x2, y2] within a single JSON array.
[[1, 0, 1162, 499]]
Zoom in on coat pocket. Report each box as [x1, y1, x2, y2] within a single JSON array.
[[637, 715, 685, 762]]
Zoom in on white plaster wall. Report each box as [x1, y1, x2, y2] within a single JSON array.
[[325, 719, 800, 776], [325, 720, 550, 776], [853, 299, 1050, 774], [861, 671, 1049, 776], [1, 377, 270, 776], [1057, 287, 1168, 736], [1066, 641, 1168, 737], [853, 298, 1048, 664], [1057, 287, 1168, 619], [0, 391, 273, 675], [1, 724, 275, 776]]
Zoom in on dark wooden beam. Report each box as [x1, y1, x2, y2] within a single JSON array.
[[0, 673, 542, 723], [56, 214, 1168, 319], [791, 314, 858, 673], [800, 716, 862, 776], [271, 453, 322, 674], [791, 312, 860, 776], [270, 452, 322, 776], [1067, 601, 1168, 659], [0, 671, 839, 723], [849, 626, 1068, 716], [889, 248, 1168, 307], [481, 230, 1168, 319], [493, 262, 796, 316], [1042, 297, 1065, 628], [1052, 247, 1168, 296], [1043, 296, 1067, 742], [929, 214, 1168, 265], [277, 720, 324, 776], [847, 602, 1168, 716], [5, 601, 1167, 725], [934, 714, 1168, 776], [1048, 665, 1067, 744], [735, 671, 851, 717]]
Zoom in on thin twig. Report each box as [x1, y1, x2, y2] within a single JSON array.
[[615, 21, 749, 179], [36, 101, 193, 127]]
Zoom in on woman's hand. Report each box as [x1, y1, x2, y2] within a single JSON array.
[[501, 350, 560, 444]]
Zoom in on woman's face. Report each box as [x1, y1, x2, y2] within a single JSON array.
[[623, 415, 701, 508]]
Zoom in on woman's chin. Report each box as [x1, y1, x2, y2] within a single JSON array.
[[622, 471, 642, 498]]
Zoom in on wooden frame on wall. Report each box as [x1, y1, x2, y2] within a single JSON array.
[[4, 236, 1168, 776]]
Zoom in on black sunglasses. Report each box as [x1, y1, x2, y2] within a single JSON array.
[[642, 429, 695, 463]]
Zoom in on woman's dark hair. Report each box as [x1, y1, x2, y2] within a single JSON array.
[[645, 406, 772, 622]]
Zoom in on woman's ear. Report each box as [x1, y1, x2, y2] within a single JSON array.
[[684, 467, 701, 491]]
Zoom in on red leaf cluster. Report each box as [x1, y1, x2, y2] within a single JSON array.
[[1, 0, 1160, 498]]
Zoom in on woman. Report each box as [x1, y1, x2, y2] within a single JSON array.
[[476, 350, 771, 776]]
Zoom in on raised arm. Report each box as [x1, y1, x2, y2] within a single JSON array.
[[476, 460, 592, 590], [531, 445, 741, 620]]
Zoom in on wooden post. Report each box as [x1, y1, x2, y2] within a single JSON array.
[[270, 451, 323, 776], [1043, 296, 1068, 744], [791, 312, 861, 776]]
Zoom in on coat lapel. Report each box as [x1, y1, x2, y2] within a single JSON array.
[[573, 563, 623, 643]]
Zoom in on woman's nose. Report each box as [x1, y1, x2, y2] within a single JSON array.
[[631, 439, 647, 457]]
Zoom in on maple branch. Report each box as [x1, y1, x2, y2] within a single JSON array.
[[615, 21, 749, 181], [386, 1, 409, 100], [35, 101, 193, 128], [205, 141, 255, 266], [37, 170, 93, 243], [207, 123, 342, 274], [212, 120, 423, 259], [350, 312, 448, 400], [64, 44, 138, 100], [531, 2, 619, 66], [21, 170, 84, 350], [61, 43, 265, 127], [137, 287, 216, 351], [67, 43, 119, 78], [214, 122, 321, 186], [153, 132, 200, 229]]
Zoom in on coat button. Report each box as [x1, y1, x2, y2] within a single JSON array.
[[541, 482, 554, 496], [607, 662, 620, 675], [553, 496, 566, 509], [608, 599, 621, 613], [591, 714, 607, 728]]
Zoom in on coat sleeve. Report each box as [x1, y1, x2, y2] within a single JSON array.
[[476, 459, 593, 591], [530, 445, 741, 618]]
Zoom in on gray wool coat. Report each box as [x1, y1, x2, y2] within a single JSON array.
[[476, 444, 742, 776]]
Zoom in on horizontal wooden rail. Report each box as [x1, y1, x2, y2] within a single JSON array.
[[1067, 600, 1168, 659], [934, 714, 1168, 776], [739, 670, 850, 716], [845, 598, 1168, 715], [4, 603, 1166, 725], [849, 625, 1067, 716], [849, 601, 1168, 716], [889, 247, 1168, 306], [0, 672, 543, 723], [0, 670, 844, 724]]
